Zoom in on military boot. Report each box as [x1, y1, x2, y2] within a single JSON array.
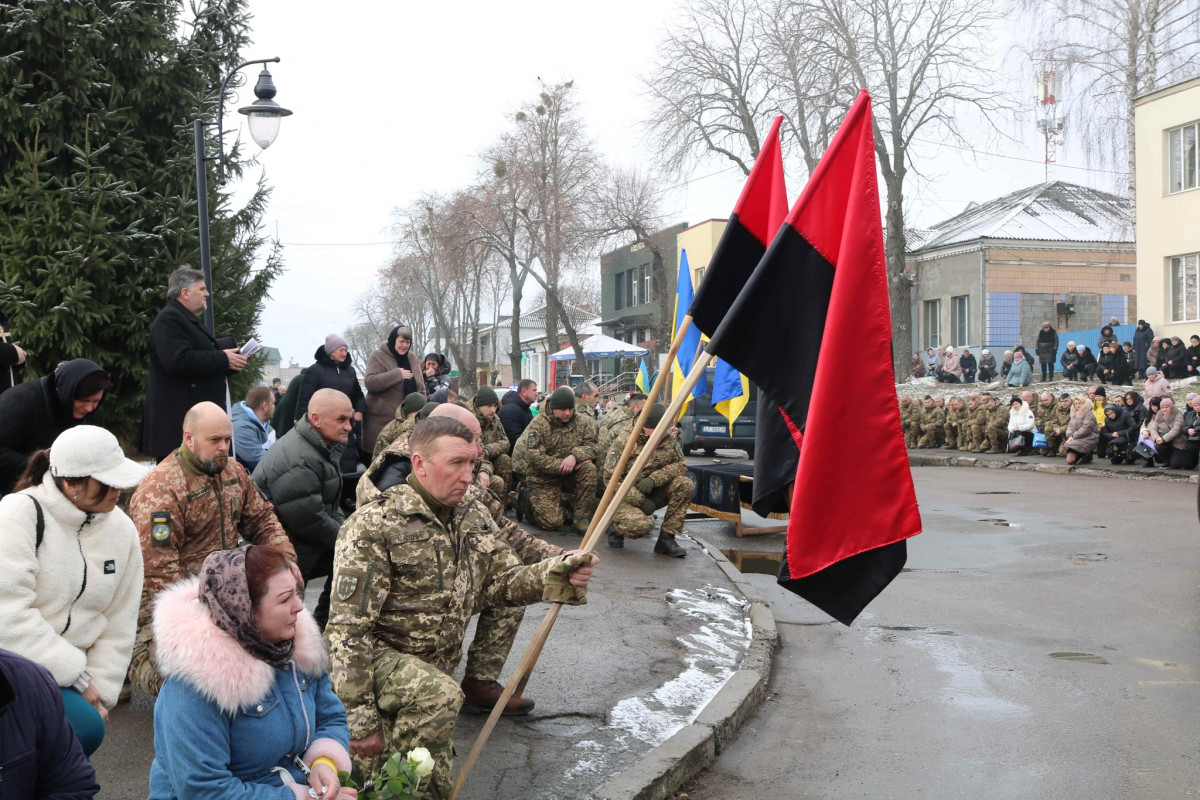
[[460, 678, 535, 716], [654, 532, 686, 558], [607, 527, 624, 548]]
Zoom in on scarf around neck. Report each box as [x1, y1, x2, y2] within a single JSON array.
[[198, 546, 295, 669]]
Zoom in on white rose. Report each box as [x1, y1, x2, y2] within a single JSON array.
[[408, 746, 435, 778]]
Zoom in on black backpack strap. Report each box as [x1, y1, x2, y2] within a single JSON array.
[[27, 495, 44, 552]]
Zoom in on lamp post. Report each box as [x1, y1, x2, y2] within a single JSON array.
[[194, 57, 292, 333]]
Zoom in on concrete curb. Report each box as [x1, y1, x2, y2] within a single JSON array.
[[908, 450, 1200, 483], [591, 540, 779, 800]]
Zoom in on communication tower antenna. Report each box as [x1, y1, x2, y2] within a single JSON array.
[[1034, 60, 1064, 181]]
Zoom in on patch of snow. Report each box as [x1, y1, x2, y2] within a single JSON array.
[[605, 585, 751, 746]]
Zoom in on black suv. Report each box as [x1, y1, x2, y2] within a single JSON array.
[[677, 367, 756, 457]]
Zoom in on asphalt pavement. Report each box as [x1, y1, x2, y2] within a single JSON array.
[[685, 466, 1200, 799], [91, 498, 754, 800]]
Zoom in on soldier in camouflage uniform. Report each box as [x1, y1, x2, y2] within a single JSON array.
[[915, 396, 944, 448], [373, 392, 426, 459], [985, 394, 1010, 453], [472, 386, 512, 500], [128, 402, 294, 695], [325, 416, 598, 797], [597, 392, 647, 473], [357, 404, 565, 717], [603, 404, 691, 557], [899, 396, 916, 448], [943, 396, 968, 450], [1033, 392, 1054, 454], [522, 387, 598, 533], [964, 395, 988, 452], [1044, 393, 1073, 456]]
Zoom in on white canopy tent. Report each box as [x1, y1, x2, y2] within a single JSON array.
[[548, 333, 649, 361]]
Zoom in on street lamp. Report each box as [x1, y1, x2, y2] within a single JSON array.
[[193, 57, 292, 333]]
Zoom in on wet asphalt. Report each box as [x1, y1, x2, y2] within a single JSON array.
[[686, 466, 1200, 799], [90, 463, 752, 800]]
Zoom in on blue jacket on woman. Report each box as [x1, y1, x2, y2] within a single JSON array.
[[148, 578, 351, 800]]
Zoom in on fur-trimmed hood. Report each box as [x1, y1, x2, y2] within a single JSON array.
[[153, 577, 328, 714]]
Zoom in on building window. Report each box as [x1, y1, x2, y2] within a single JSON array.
[[1170, 253, 1200, 322], [637, 265, 649, 305], [1101, 295, 1128, 325], [614, 272, 624, 311], [694, 266, 706, 287], [951, 295, 969, 346], [1169, 122, 1199, 194], [625, 269, 635, 309], [480, 333, 490, 362], [923, 300, 940, 348], [986, 292, 1020, 348]]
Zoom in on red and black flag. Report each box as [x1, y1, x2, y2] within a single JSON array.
[[688, 116, 796, 516], [702, 91, 922, 625]]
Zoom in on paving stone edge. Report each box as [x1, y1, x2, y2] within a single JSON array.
[[591, 539, 779, 800]]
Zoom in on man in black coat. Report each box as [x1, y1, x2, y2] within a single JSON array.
[[499, 378, 537, 450], [142, 266, 246, 460], [0, 358, 109, 494], [0, 649, 99, 798]]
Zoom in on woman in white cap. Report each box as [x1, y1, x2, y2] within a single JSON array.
[[0, 425, 148, 756]]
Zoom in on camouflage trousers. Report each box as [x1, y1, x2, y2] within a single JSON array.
[[944, 423, 961, 449], [916, 423, 943, 448], [464, 606, 524, 682], [128, 625, 163, 696], [612, 475, 692, 539], [1045, 430, 1066, 455], [488, 453, 513, 500], [359, 650, 462, 800], [986, 424, 1009, 451], [966, 423, 986, 451], [526, 462, 598, 530], [903, 422, 918, 448]]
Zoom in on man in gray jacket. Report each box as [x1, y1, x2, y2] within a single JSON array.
[[252, 388, 352, 628]]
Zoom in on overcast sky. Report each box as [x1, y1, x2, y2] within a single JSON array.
[[230, 0, 1127, 365]]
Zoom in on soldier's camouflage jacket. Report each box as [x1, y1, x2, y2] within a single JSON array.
[[474, 409, 509, 466], [130, 448, 294, 627], [597, 407, 635, 463], [987, 404, 1010, 429], [358, 434, 561, 566], [373, 413, 417, 460], [945, 405, 969, 431], [325, 479, 573, 737], [604, 428, 689, 507], [524, 409, 598, 479]]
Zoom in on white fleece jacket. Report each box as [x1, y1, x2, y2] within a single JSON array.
[[0, 473, 143, 707]]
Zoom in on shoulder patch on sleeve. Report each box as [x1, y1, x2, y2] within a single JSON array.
[[150, 512, 171, 546]]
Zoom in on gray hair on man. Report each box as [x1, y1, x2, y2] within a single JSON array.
[[574, 382, 596, 398], [167, 265, 205, 299]]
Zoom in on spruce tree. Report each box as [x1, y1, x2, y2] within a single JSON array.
[[0, 1, 284, 445]]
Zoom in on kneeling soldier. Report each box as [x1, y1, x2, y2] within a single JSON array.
[[325, 416, 597, 796], [604, 403, 693, 558], [523, 387, 599, 533]]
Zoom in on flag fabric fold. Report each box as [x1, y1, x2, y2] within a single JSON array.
[[636, 358, 650, 393], [703, 91, 922, 625], [687, 115, 793, 514], [710, 359, 748, 435], [671, 250, 706, 411]]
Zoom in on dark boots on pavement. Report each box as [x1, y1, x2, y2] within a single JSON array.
[[460, 677, 535, 716], [608, 527, 624, 548], [654, 532, 686, 558]]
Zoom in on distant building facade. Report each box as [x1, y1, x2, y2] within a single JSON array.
[[1134, 75, 1200, 341], [907, 181, 1136, 354], [599, 223, 687, 363]]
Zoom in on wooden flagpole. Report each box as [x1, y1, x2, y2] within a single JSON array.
[[451, 321, 708, 799]]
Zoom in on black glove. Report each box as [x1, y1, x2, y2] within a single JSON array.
[[640, 498, 658, 516], [635, 477, 655, 495]]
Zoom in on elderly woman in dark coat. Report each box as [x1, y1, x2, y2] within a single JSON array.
[[1164, 336, 1189, 379], [297, 335, 366, 470], [1100, 403, 1136, 463], [1133, 320, 1154, 378]]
